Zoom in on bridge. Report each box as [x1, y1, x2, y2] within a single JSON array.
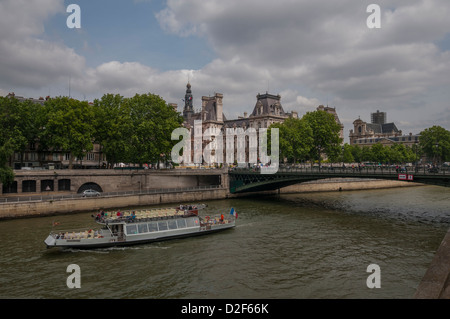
[[229, 166, 450, 193]]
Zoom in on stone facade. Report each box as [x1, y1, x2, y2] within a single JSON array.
[[178, 83, 300, 165], [349, 110, 403, 145]]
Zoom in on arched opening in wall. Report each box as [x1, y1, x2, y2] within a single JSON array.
[[77, 182, 103, 194]]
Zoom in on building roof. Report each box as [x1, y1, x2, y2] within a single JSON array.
[[366, 122, 399, 134], [250, 93, 286, 117]]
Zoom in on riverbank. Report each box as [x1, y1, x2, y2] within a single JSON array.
[[279, 177, 421, 193]]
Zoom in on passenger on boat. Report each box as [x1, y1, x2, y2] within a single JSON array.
[[220, 214, 224, 223]]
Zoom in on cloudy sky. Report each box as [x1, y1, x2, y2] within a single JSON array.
[[1, 0, 449, 142]]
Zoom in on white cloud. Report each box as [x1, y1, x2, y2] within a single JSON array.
[[1, 0, 449, 140], [154, 0, 450, 135]]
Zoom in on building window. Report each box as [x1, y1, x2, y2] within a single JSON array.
[[65, 153, 71, 161], [22, 180, 36, 193], [58, 179, 71, 191], [41, 180, 54, 192], [53, 153, 59, 161]]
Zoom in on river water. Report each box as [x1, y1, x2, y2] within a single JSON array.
[[0, 185, 449, 299]]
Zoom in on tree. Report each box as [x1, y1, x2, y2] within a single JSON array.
[[269, 117, 313, 163], [350, 144, 363, 163], [0, 96, 25, 185], [92, 94, 131, 168], [419, 126, 450, 164], [40, 97, 95, 169], [341, 143, 355, 163], [124, 93, 184, 167], [301, 110, 342, 166]]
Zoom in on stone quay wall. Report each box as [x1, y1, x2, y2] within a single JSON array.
[[0, 187, 229, 219]]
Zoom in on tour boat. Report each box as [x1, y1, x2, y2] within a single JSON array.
[[44, 204, 237, 249]]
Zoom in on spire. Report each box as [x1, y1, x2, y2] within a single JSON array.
[[183, 81, 194, 118]]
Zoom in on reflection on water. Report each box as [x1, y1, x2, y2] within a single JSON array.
[[0, 185, 448, 298]]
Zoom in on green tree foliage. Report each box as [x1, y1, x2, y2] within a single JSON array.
[[123, 93, 184, 167], [347, 143, 417, 164], [341, 143, 355, 163], [92, 94, 131, 168], [301, 110, 342, 165], [419, 126, 450, 164], [269, 117, 313, 163], [0, 96, 31, 184], [39, 97, 95, 169]]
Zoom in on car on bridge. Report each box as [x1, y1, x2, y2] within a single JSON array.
[[82, 189, 101, 197]]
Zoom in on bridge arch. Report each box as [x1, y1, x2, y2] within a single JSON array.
[[77, 182, 103, 194], [229, 168, 450, 193]]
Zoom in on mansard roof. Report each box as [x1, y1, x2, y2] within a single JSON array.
[[366, 122, 399, 134], [250, 93, 286, 117]]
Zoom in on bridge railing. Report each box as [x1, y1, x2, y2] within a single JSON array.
[[229, 165, 448, 176]]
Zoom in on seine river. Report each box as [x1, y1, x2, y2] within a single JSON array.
[[0, 185, 449, 299]]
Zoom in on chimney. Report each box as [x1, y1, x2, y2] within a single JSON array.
[[215, 93, 223, 122]]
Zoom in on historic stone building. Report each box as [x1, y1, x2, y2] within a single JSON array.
[[349, 110, 403, 145], [177, 82, 300, 166]]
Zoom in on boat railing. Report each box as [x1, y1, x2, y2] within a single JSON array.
[[49, 227, 110, 240], [97, 206, 203, 224]]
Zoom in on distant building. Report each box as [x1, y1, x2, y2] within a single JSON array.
[[371, 110, 386, 125], [353, 132, 420, 148], [6, 92, 48, 105], [349, 110, 402, 145]]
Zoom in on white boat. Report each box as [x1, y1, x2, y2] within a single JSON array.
[[44, 204, 237, 249]]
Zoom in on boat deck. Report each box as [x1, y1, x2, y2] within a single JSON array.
[[97, 207, 199, 224]]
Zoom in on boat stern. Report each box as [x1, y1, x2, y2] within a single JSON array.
[[44, 235, 56, 248]]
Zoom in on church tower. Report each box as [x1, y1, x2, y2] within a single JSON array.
[[183, 82, 194, 119]]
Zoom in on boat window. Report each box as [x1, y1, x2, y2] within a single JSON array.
[[186, 217, 199, 228], [138, 223, 148, 233], [126, 225, 138, 235], [148, 222, 158, 232], [177, 219, 187, 228], [158, 221, 168, 231], [168, 220, 178, 230]]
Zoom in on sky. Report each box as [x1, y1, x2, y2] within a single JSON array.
[[1, 0, 449, 143]]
